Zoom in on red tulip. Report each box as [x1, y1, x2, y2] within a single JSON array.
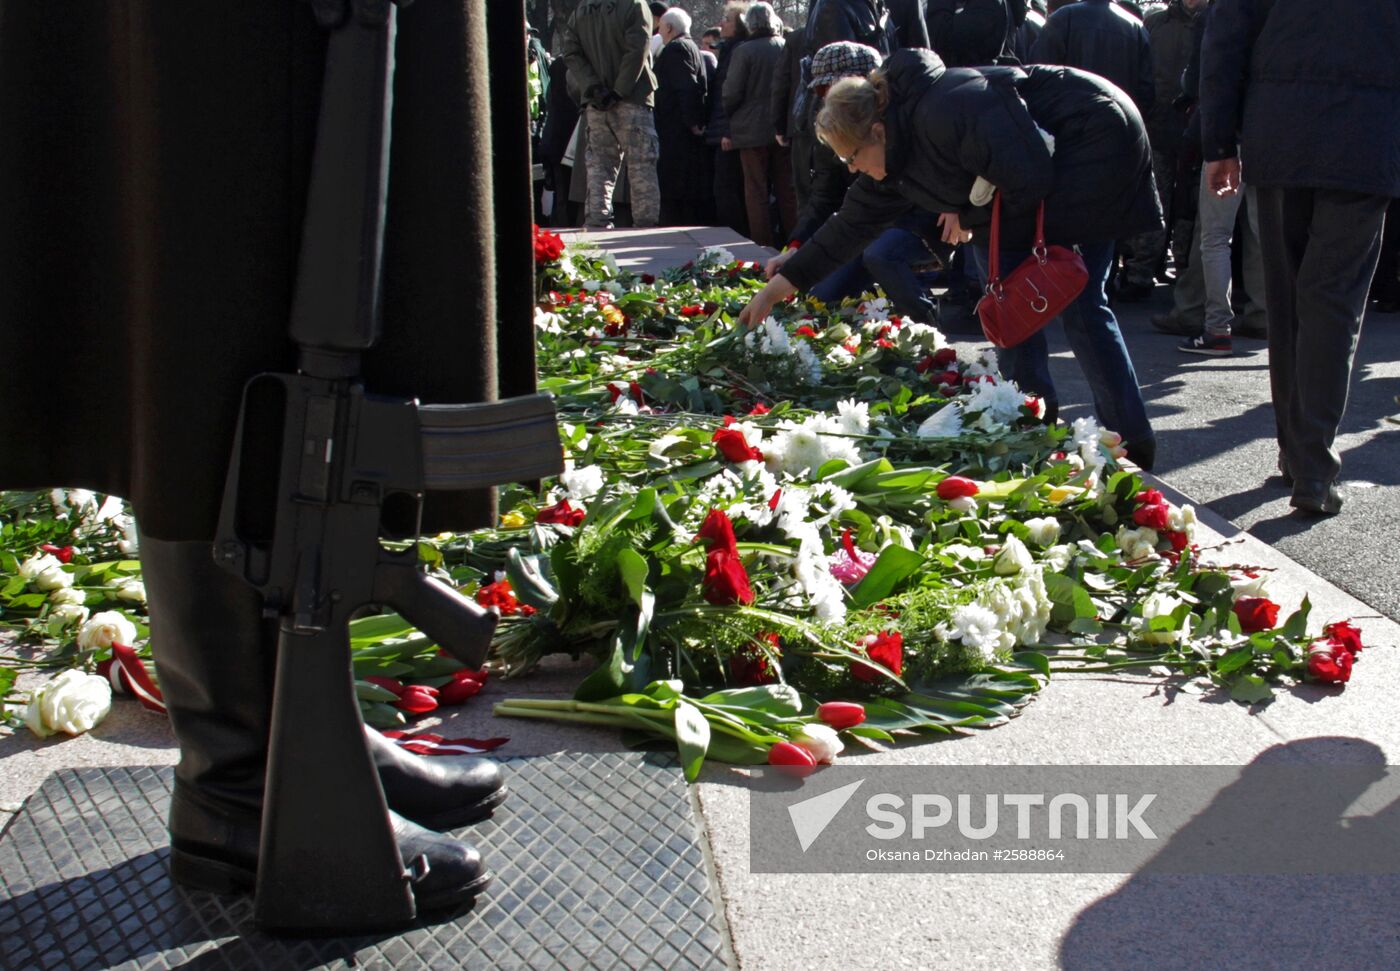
[[768, 741, 817, 768], [1132, 502, 1172, 531], [936, 476, 979, 501], [536, 499, 586, 527], [439, 669, 487, 706], [748, 401, 771, 415], [852, 630, 904, 683], [396, 685, 440, 714], [696, 508, 738, 554], [40, 543, 75, 564], [475, 579, 522, 616], [365, 675, 406, 697], [817, 702, 866, 730]]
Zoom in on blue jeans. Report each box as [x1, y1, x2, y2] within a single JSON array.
[[810, 220, 938, 323], [970, 240, 1154, 447]]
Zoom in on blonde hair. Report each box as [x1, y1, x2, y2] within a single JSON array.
[[815, 70, 891, 150]]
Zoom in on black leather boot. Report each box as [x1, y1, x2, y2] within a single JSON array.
[[142, 536, 495, 909], [365, 728, 507, 830]]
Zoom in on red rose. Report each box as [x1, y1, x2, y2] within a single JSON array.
[[748, 402, 771, 415], [439, 669, 488, 706], [1135, 489, 1165, 506], [475, 579, 522, 616], [1233, 597, 1280, 633], [40, 543, 75, 564], [365, 675, 406, 697], [729, 633, 780, 686], [932, 369, 962, 388], [696, 508, 738, 554], [816, 702, 866, 730], [532, 225, 565, 264], [936, 476, 979, 501], [1325, 620, 1364, 655], [641, 273, 656, 284], [703, 549, 755, 606], [536, 499, 587, 527], [852, 630, 904, 683], [768, 741, 817, 769], [931, 347, 957, 368], [1307, 643, 1354, 684], [396, 685, 440, 714], [712, 427, 764, 463], [1132, 502, 1172, 531]]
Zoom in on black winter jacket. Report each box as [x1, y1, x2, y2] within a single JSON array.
[[888, 0, 932, 49], [782, 49, 1160, 290], [1031, 0, 1154, 113], [1142, 0, 1197, 153], [927, 0, 1017, 66], [806, 0, 894, 56], [1200, 0, 1400, 197], [656, 36, 710, 198]]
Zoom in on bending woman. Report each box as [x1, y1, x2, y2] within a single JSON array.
[[740, 48, 1162, 469]]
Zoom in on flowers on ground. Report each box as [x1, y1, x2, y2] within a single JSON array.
[[23, 669, 112, 738]]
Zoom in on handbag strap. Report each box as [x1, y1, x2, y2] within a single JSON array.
[[984, 192, 1049, 293]]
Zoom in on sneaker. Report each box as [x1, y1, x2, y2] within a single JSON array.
[[1151, 312, 1201, 336], [1178, 333, 1232, 356]]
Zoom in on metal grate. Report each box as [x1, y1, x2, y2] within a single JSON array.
[[0, 753, 729, 970]]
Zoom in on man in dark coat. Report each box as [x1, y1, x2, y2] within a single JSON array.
[[655, 8, 711, 225], [807, 0, 895, 54], [1200, 0, 1400, 515], [0, 0, 539, 921], [1141, 0, 1205, 276], [926, 0, 1020, 65]]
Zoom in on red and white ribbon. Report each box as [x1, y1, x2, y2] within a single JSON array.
[[95, 642, 167, 714], [379, 730, 508, 756]]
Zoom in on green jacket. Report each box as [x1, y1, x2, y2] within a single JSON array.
[[560, 0, 656, 108]]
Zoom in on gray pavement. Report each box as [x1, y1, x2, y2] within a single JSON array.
[[3, 227, 1398, 969]]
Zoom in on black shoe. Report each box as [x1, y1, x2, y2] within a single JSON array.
[[1290, 479, 1343, 516], [1277, 451, 1294, 487], [1179, 332, 1232, 356], [1124, 438, 1156, 472], [367, 728, 507, 831], [168, 780, 492, 911], [1115, 280, 1154, 303], [1151, 312, 1201, 336]]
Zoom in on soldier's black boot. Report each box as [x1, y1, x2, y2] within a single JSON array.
[[141, 536, 498, 908]]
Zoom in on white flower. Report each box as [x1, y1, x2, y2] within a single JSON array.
[[605, 280, 626, 297], [1139, 591, 1186, 644], [792, 340, 825, 385], [1231, 572, 1271, 600], [963, 378, 1027, 426], [793, 723, 844, 764], [835, 399, 870, 436], [1115, 525, 1159, 562], [916, 403, 964, 439], [993, 535, 1034, 575], [65, 488, 97, 513], [1167, 503, 1198, 539], [19, 553, 62, 580], [23, 669, 112, 739], [95, 495, 126, 523], [947, 604, 1004, 662], [533, 306, 565, 334], [50, 603, 90, 627], [1023, 517, 1062, 546], [77, 610, 138, 650], [581, 279, 602, 292], [824, 345, 855, 368], [21, 553, 72, 591], [112, 577, 147, 604], [964, 350, 999, 378], [949, 496, 978, 515], [698, 245, 735, 266], [1042, 544, 1074, 573], [560, 464, 605, 501], [49, 586, 86, 607], [941, 543, 987, 563], [648, 434, 686, 461]]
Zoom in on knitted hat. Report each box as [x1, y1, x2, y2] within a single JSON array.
[[808, 42, 883, 90]]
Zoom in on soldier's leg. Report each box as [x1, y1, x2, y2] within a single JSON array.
[[620, 102, 660, 229], [583, 105, 623, 229]]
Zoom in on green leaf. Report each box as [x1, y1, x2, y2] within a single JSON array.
[[1045, 573, 1096, 626], [823, 457, 895, 489], [355, 680, 402, 703], [1229, 675, 1274, 705], [505, 547, 559, 610], [575, 641, 628, 702], [617, 547, 650, 608], [1281, 595, 1311, 639], [851, 546, 925, 608], [1013, 651, 1052, 677], [699, 683, 802, 715], [674, 701, 711, 782], [359, 701, 407, 728], [1215, 647, 1254, 677], [845, 724, 896, 743]]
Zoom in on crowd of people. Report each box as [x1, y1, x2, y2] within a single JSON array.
[[536, 0, 1400, 517]]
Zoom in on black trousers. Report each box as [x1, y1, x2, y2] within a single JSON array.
[[1255, 186, 1390, 485]]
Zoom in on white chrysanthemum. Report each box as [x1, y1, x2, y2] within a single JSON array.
[[964, 350, 999, 378], [560, 465, 605, 501], [698, 245, 735, 266], [581, 279, 603, 292], [792, 340, 825, 384], [916, 402, 965, 439], [835, 399, 871, 436], [948, 604, 1004, 661], [964, 378, 1027, 425], [809, 482, 856, 526], [601, 251, 622, 278], [1070, 416, 1103, 451], [825, 345, 855, 368], [1023, 516, 1062, 546]]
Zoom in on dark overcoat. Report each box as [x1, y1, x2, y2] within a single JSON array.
[[783, 49, 1160, 290], [0, 1, 536, 541], [655, 34, 710, 204]]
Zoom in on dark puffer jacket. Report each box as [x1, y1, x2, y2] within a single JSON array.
[[806, 0, 894, 55], [1200, 0, 1400, 197], [1031, 0, 1154, 112], [926, 0, 1018, 66], [782, 48, 1160, 290]]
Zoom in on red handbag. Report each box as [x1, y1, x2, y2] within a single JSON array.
[[975, 193, 1089, 348]]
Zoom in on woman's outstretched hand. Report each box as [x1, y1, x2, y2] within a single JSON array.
[[738, 274, 797, 328], [764, 248, 794, 279]]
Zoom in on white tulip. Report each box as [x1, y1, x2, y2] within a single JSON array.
[[793, 724, 844, 764]]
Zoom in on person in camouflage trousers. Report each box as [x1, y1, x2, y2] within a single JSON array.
[[561, 0, 661, 228]]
